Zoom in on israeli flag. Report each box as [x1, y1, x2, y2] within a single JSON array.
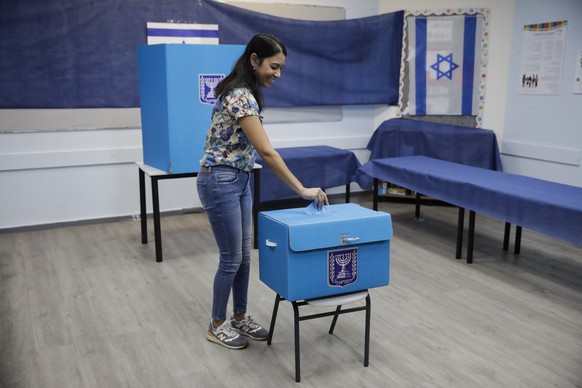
[[407, 15, 483, 115], [146, 22, 219, 45]]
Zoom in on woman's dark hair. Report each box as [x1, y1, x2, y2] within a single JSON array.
[[216, 33, 287, 112]]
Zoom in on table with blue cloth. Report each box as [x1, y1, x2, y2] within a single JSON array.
[[253, 145, 362, 248], [360, 156, 582, 263], [366, 118, 503, 171], [255, 145, 362, 202]]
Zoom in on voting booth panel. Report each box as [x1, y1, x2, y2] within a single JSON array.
[[137, 44, 244, 173], [258, 203, 392, 302]]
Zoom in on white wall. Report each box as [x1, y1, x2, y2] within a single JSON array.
[[8, 0, 568, 230], [0, 0, 386, 230], [502, 0, 582, 187]]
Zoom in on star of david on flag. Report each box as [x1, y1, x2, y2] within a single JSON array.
[[407, 15, 483, 115], [431, 53, 459, 80]]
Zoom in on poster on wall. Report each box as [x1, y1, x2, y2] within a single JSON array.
[[574, 49, 582, 94], [518, 20, 567, 95]]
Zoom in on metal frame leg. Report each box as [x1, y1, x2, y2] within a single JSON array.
[[456, 208, 465, 260], [364, 294, 371, 367], [414, 192, 421, 219], [328, 305, 342, 334], [327, 296, 370, 367], [515, 226, 522, 254], [152, 177, 163, 263], [503, 222, 511, 251], [292, 301, 301, 382], [467, 210, 476, 264], [345, 183, 351, 203], [373, 178, 379, 211], [139, 169, 148, 244], [267, 294, 282, 345], [269, 291, 370, 382]]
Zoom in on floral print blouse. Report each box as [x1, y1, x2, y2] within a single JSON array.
[[199, 87, 260, 172]]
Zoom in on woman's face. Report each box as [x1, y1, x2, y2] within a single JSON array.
[[252, 52, 286, 88]]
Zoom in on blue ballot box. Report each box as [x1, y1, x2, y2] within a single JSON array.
[[137, 44, 244, 173], [258, 203, 392, 301]]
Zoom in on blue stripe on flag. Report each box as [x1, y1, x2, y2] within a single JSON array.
[[147, 28, 219, 38], [462, 16, 477, 115], [415, 18, 427, 115]]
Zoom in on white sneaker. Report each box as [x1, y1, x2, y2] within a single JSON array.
[[230, 314, 269, 341], [207, 320, 248, 349]]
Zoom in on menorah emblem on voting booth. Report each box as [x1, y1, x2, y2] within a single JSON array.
[[199, 74, 224, 105]]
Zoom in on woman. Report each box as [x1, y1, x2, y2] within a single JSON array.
[[197, 34, 329, 349]]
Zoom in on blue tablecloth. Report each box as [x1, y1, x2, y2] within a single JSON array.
[[360, 156, 582, 246], [255, 146, 361, 203], [367, 119, 503, 171]]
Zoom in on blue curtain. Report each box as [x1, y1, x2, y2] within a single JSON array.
[[203, 1, 403, 107], [0, 0, 402, 108]]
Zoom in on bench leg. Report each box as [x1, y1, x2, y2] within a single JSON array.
[[456, 208, 465, 260], [515, 226, 522, 254], [503, 222, 511, 251], [467, 211, 476, 264]]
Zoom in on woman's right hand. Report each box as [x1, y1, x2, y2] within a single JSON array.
[[300, 187, 329, 209]]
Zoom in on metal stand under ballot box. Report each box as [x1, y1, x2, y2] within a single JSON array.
[[266, 290, 371, 383]]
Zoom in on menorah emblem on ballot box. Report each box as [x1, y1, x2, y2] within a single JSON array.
[[199, 74, 224, 105], [328, 246, 358, 287]]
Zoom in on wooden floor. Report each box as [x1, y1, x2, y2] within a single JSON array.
[[1, 195, 582, 387]]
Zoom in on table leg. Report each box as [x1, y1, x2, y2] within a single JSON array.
[[503, 222, 511, 251], [456, 208, 465, 260], [414, 192, 421, 219], [253, 168, 261, 249], [467, 211, 476, 264], [515, 226, 522, 254], [139, 169, 148, 244], [373, 178, 379, 211], [152, 177, 163, 263], [345, 183, 351, 203]]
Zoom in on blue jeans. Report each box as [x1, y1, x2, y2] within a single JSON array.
[[196, 166, 252, 321]]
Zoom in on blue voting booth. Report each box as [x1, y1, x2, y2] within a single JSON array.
[[258, 203, 392, 302], [137, 44, 244, 173]]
